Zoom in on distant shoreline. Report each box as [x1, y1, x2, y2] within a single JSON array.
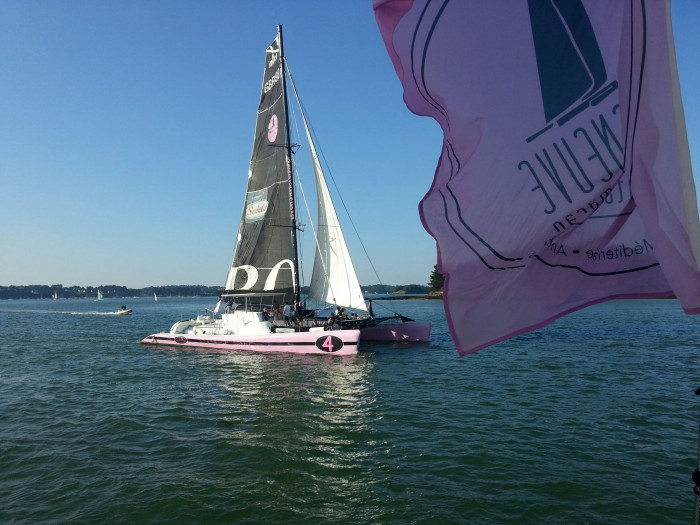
[[0, 293, 446, 301], [0, 284, 442, 300], [366, 293, 443, 300]]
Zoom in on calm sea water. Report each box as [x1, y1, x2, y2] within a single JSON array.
[[1, 296, 699, 524]]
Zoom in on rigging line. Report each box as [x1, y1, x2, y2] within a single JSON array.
[[285, 60, 384, 288], [286, 102, 323, 293], [287, 97, 309, 291], [317, 134, 384, 287], [290, 159, 308, 290]]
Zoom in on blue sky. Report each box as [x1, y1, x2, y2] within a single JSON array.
[[1, 1, 698, 289]]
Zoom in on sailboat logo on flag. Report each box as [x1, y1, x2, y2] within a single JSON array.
[[526, 0, 618, 142]]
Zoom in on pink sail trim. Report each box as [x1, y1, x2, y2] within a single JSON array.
[[374, 0, 700, 354]]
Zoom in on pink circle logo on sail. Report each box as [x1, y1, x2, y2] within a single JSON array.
[[268, 114, 278, 142]]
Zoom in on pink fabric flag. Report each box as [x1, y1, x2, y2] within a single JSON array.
[[374, 0, 700, 355], [213, 300, 221, 315]]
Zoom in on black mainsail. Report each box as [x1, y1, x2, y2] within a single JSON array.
[[224, 26, 299, 305]]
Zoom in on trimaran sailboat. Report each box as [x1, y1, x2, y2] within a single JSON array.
[[142, 26, 429, 354]]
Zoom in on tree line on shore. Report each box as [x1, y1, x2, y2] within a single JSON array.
[[0, 281, 437, 300], [0, 284, 221, 300]]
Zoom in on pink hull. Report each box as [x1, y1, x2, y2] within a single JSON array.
[[359, 321, 431, 342], [141, 329, 360, 355]]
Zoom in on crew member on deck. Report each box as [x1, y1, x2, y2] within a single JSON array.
[[295, 301, 304, 327]]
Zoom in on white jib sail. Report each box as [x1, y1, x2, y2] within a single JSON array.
[[301, 111, 367, 312]]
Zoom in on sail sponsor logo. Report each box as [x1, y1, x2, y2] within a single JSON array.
[[230, 260, 295, 291], [246, 201, 268, 222], [286, 156, 294, 220], [267, 36, 279, 68], [268, 114, 279, 142], [245, 188, 269, 223], [264, 65, 282, 94]]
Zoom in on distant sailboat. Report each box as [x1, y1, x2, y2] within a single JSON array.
[[154, 292, 158, 302], [53, 291, 58, 300], [96, 290, 103, 301]]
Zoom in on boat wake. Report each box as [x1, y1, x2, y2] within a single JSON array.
[[70, 311, 131, 316], [0, 309, 130, 316]]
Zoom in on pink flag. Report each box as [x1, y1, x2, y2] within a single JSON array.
[[213, 300, 221, 315], [374, 0, 700, 354]]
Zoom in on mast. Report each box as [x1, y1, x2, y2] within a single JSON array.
[[278, 25, 301, 305]]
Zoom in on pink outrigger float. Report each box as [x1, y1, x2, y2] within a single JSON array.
[[142, 26, 428, 355], [333, 299, 431, 342], [358, 320, 431, 342]]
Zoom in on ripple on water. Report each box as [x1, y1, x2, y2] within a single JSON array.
[[0, 298, 698, 523]]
